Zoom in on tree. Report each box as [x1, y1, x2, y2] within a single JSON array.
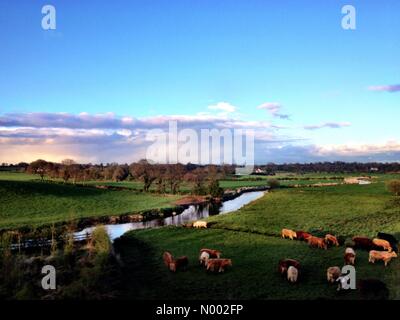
[[27, 159, 50, 181], [112, 165, 128, 182], [129, 160, 158, 192], [208, 179, 224, 197], [185, 167, 207, 195], [387, 180, 400, 196], [166, 164, 186, 194]]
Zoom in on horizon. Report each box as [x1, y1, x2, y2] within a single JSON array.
[[1, 0, 399, 164]]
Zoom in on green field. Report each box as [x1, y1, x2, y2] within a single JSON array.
[[0, 179, 181, 231], [116, 177, 400, 300]]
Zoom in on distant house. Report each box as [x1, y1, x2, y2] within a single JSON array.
[[254, 168, 266, 174], [370, 167, 379, 172]]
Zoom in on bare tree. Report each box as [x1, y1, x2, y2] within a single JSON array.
[[129, 160, 158, 192]]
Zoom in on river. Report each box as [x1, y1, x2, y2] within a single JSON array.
[[74, 190, 266, 241]]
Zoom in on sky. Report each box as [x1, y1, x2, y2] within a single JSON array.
[[0, 0, 399, 164]]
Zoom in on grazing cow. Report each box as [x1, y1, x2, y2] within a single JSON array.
[[345, 247, 356, 256], [163, 251, 173, 268], [372, 238, 392, 252], [352, 236, 374, 251], [325, 234, 340, 247], [193, 221, 208, 229], [307, 236, 327, 250], [368, 250, 397, 267], [287, 266, 298, 283], [199, 251, 210, 266], [344, 252, 356, 265], [296, 231, 312, 241], [278, 259, 301, 276], [200, 248, 221, 258], [206, 259, 232, 273], [326, 266, 341, 283], [281, 229, 297, 240], [359, 279, 389, 300], [377, 232, 398, 252], [169, 256, 189, 272]]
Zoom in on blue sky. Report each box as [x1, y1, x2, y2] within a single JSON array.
[[0, 0, 399, 164]]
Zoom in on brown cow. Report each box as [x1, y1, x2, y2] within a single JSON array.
[[206, 258, 232, 272], [278, 259, 301, 276], [200, 248, 221, 258], [372, 238, 392, 252], [307, 236, 327, 250], [169, 256, 189, 272], [325, 234, 340, 247], [352, 236, 374, 250], [326, 266, 341, 283], [163, 251, 173, 268], [296, 231, 312, 241], [369, 250, 397, 267], [344, 252, 356, 265], [281, 229, 297, 240]]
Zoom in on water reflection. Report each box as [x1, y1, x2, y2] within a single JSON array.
[[74, 191, 265, 241]]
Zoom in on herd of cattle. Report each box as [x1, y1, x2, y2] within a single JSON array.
[[161, 221, 398, 297], [280, 228, 398, 293], [163, 248, 232, 273]]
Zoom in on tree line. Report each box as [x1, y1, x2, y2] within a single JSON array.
[[256, 162, 400, 174], [22, 159, 234, 196]]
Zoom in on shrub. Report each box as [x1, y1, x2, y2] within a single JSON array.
[[267, 179, 280, 189], [386, 180, 400, 196], [208, 179, 224, 198], [91, 226, 111, 266]]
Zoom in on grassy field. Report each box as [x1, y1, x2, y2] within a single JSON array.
[[116, 176, 400, 300], [0, 179, 181, 231]]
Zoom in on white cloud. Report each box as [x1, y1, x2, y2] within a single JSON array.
[[208, 102, 237, 113]]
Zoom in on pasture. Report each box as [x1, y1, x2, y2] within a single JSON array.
[[117, 177, 400, 300], [0, 179, 181, 231]]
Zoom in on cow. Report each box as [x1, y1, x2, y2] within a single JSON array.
[[163, 251, 173, 268], [193, 221, 208, 229], [169, 256, 189, 272], [325, 234, 340, 247], [296, 231, 312, 241], [287, 266, 298, 283], [200, 248, 221, 258], [352, 236, 374, 251], [206, 259, 232, 273], [345, 247, 356, 256], [372, 238, 392, 252], [307, 236, 327, 250], [377, 232, 398, 253], [368, 250, 397, 266], [326, 266, 341, 283], [281, 229, 297, 240], [344, 252, 356, 265], [199, 251, 210, 266], [278, 259, 301, 276]]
